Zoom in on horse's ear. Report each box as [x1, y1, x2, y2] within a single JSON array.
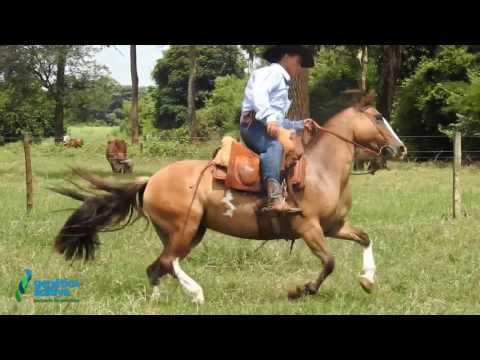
[[342, 89, 364, 108], [360, 89, 377, 108]]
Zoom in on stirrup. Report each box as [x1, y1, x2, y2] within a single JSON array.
[[261, 198, 303, 216]]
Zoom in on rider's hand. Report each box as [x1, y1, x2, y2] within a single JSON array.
[[266, 121, 280, 138], [304, 118, 316, 132]]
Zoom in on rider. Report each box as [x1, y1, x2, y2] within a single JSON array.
[[240, 45, 315, 215]]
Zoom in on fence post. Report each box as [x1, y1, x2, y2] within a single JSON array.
[[23, 132, 33, 213], [453, 131, 462, 218]]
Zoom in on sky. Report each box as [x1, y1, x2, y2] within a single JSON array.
[[95, 45, 168, 87]]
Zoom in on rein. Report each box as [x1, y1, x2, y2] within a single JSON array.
[[309, 122, 384, 157]]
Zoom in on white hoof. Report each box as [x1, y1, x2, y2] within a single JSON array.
[[192, 293, 205, 305], [151, 286, 163, 300]]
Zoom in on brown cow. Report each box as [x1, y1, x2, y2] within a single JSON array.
[[106, 139, 133, 174], [63, 136, 84, 148]]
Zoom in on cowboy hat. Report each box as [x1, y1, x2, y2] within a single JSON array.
[[262, 45, 315, 68]]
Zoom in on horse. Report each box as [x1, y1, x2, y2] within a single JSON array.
[[51, 91, 407, 304]]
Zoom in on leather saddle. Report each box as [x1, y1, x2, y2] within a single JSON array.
[[212, 134, 306, 194]]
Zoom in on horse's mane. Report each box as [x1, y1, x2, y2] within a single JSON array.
[[342, 89, 377, 109], [303, 89, 377, 150]]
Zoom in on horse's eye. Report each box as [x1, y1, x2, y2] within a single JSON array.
[[375, 115, 383, 122]]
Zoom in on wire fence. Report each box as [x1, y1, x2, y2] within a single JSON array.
[[2, 134, 480, 163], [400, 136, 480, 162]]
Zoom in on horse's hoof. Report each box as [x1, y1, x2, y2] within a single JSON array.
[[287, 283, 316, 300], [359, 276, 375, 294], [287, 286, 304, 300], [192, 294, 205, 305]]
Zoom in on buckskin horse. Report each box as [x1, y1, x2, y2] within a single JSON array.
[[51, 91, 407, 304]]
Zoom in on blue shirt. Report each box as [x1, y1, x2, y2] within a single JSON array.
[[241, 63, 304, 132]]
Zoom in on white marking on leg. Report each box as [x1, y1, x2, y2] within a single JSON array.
[[172, 258, 205, 304], [151, 285, 163, 300], [361, 242, 376, 284], [222, 190, 236, 218]]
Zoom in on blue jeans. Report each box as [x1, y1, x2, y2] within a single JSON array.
[[240, 119, 304, 188]]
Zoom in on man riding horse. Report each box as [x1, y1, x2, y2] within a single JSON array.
[[240, 45, 316, 215]]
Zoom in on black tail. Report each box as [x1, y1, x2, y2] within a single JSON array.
[[49, 168, 149, 261]]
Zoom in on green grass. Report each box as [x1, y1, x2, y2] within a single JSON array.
[[1, 126, 480, 314]]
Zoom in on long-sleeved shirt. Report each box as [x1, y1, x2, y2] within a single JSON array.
[[241, 63, 304, 132]]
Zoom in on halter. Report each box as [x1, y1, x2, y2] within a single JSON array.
[[309, 122, 388, 158]]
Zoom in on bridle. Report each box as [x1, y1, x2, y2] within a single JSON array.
[[307, 107, 393, 159]]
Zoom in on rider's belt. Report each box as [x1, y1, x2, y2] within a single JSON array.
[[240, 111, 256, 127]]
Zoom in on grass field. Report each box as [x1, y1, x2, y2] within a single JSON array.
[[1, 126, 480, 314]]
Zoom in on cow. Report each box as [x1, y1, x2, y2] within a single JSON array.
[[63, 135, 84, 148], [106, 139, 133, 174]]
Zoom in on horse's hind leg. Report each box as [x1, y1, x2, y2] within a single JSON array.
[[148, 221, 207, 304], [288, 220, 335, 300], [327, 221, 376, 293]]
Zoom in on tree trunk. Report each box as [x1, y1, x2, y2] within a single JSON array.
[[188, 46, 198, 139], [378, 45, 402, 120], [54, 47, 67, 144], [23, 132, 33, 213], [357, 45, 369, 92], [287, 68, 310, 120], [130, 45, 140, 145], [248, 52, 254, 74], [354, 45, 369, 171]]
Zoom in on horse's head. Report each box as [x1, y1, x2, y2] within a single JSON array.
[[350, 90, 407, 161]]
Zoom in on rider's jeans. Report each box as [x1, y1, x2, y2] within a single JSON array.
[[240, 119, 304, 188]]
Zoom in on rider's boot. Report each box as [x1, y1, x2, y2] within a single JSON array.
[[262, 179, 303, 215]]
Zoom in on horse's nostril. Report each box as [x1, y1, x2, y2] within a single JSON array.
[[399, 146, 406, 154]]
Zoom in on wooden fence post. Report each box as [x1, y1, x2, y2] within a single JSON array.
[[453, 131, 462, 218], [23, 132, 33, 213]]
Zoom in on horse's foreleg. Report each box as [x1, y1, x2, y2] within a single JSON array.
[[288, 220, 334, 300], [327, 221, 376, 293]]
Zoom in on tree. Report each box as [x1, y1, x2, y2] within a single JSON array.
[[187, 46, 199, 139], [288, 68, 311, 120], [393, 45, 478, 138], [197, 75, 248, 134], [357, 45, 369, 91], [0, 46, 55, 139], [17, 45, 105, 140], [53, 46, 67, 143], [130, 45, 140, 144], [64, 75, 122, 125], [309, 46, 373, 123], [152, 45, 245, 129], [377, 46, 403, 120], [240, 45, 262, 74]]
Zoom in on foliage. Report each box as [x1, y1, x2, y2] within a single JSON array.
[[197, 75, 247, 134], [393, 46, 480, 136], [152, 45, 246, 129], [119, 87, 158, 136], [0, 45, 108, 140], [0, 80, 55, 139], [309, 46, 379, 123], [64, 75, 123, 126], [439, 72, 480, 135]]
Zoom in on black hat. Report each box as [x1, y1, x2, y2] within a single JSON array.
[[262, 45, 315, 68]]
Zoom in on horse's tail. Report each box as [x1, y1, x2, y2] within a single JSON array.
[[49, 168, 149, 262]]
